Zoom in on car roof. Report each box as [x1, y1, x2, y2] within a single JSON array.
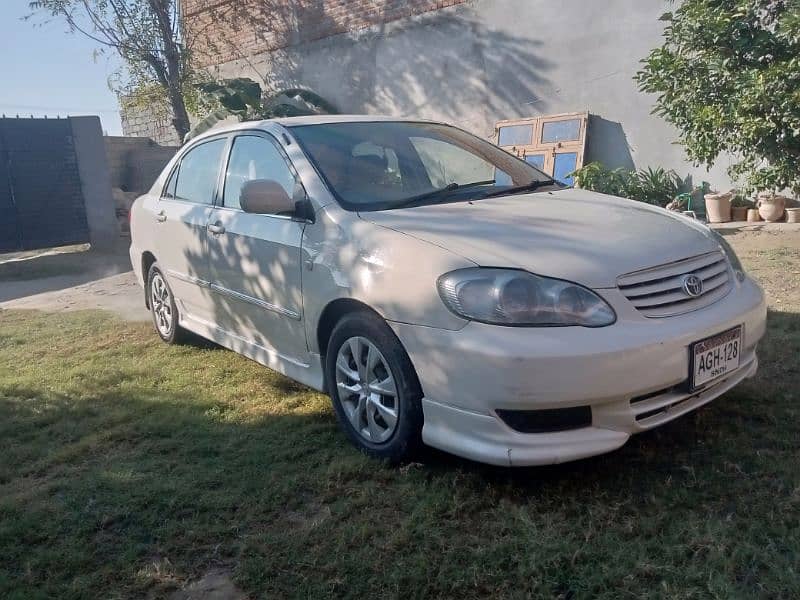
[[190, 115, 441, 141], [273, 114, 439, 127]]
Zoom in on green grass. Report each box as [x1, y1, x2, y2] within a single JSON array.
[[1, 258, 799, 598]]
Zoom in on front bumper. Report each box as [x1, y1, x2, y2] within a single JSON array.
[[389, 276, 767, 466]]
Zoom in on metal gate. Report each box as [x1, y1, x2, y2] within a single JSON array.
[[0, 118, 90, 253]]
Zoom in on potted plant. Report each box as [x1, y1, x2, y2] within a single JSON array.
[[786, 198, 800, 223], [747, 207, 762, 222], [704, 190, 733, 223], [730, 193, 753, 222], [757, 192, 787, 222]]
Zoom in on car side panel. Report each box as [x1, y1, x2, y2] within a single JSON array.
[[301, 205, 473, 357], [154, 198, 216, 323], [206, 207, 309, 364]]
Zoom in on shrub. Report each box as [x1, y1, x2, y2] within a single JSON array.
[[569, 162, 685, 207]]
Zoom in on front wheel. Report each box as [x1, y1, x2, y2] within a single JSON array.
[[325, 311, 424, 463]]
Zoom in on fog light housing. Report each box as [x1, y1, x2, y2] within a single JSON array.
[[496, 406, 592, 433]]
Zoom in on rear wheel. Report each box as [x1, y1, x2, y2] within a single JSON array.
[[325, 311, 423, 462], [147, 263, 188, 344]]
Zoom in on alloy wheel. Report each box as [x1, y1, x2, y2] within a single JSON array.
[[150, 272, 174, 337], [334, 336, 399, 444]]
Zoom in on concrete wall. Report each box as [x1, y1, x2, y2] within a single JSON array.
[[69, 116, 121, 250], [105, 136, 178, 193], [104, 136, 178, 236], [192, 0, 733, 188]]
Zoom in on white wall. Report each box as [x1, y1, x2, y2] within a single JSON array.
[[206, 0, 733, 188]]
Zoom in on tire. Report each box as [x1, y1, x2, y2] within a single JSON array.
[[325, 310, 424, 463], [147, 262, 189, 344]]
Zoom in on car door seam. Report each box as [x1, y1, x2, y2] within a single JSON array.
[[166, 269, 301, 320]]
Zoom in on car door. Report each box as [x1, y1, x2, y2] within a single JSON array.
[[206, 132, 309, 364], [155, 136, 227, 324]]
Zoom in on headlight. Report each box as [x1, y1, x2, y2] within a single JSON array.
[[437, 268, 616, 327], [711, 229, 746, 282]]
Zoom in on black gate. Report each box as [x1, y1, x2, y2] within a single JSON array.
[[0, 118, 90, 253]]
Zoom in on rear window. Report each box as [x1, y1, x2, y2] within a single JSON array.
[[169, 139, 226, 204]]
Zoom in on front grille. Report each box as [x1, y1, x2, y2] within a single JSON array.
[[617, 251, 732, 318]]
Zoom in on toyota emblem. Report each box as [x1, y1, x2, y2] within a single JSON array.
[[682, 274, 704, 297]]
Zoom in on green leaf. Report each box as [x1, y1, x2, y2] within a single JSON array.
[[184, 108, 234, 143]]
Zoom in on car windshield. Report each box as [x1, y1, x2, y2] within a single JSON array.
[[289, 121, 557, 211]]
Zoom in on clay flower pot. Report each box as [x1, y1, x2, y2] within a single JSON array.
[[746, 208, 762, 222], [731, 206, 748, 222], [704, 192, 732, 223], [757, 193, 787, 222], [786, 207, 800, 223]]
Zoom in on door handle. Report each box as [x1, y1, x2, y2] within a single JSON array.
[[207, 222, 226, 234], [155, 211, 166, 223]]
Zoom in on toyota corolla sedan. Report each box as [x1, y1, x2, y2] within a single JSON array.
[[129, 116, 767, 466]]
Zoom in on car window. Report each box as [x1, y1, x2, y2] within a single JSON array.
[[172, 139, 226, 205], [223, 135, 297, 210], [351, 141, 403, 188], [410, 137, 495, 189], [163, 164, 179, 198], [290, 122, 550, 210]]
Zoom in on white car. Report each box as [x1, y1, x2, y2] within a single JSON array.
[[129, 116, 767, 466]]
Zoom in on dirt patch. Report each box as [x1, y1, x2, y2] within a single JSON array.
[[725, 227, 800, 311], [719, 224, 800, 254], [0, 271, 150, 321], [0, 247, 149, 321], [284, 497, 332, 530], [169, 569, 247, 600]]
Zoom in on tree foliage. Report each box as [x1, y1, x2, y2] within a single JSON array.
[[186, 78, 338, 141], [636, 0, 800, 194], [29, 0, 193, 140]]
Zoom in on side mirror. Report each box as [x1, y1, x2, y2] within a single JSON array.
[[240, 179, 296, 216]]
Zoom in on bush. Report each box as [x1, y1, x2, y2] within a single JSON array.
[[636, 1, 800, 194], [570, 162, 685, 207]]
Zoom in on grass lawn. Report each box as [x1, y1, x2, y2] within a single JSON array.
[[1, 233, 799, 599]]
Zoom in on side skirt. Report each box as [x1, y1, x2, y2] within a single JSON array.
[[180, 312, 326, 393]]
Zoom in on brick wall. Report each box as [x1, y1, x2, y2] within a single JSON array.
[[120, 103, 182, 146], [182, 0, 469, 68]]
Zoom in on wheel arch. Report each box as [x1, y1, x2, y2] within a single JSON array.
[[316, 297, 423, 398], [141, 251, 157, 308], [316, 298, 380, 360]]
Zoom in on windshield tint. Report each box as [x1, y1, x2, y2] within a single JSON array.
[[290, 121, 554, 210]]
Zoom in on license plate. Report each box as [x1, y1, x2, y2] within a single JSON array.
[[691, 325, 742, 389]]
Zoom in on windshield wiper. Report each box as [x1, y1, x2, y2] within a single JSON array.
[[480, 179, 557, 198], [393, 179, 496, 208]]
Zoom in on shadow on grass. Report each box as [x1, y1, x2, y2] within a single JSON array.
[[1, 308, 798, 598], [0, 372, 342, 598]]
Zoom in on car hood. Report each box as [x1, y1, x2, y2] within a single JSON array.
[[359, 188, 719, 288]]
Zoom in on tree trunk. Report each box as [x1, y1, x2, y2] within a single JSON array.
[[168, 86, 191, 142], [148, 0, 191, 142]]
